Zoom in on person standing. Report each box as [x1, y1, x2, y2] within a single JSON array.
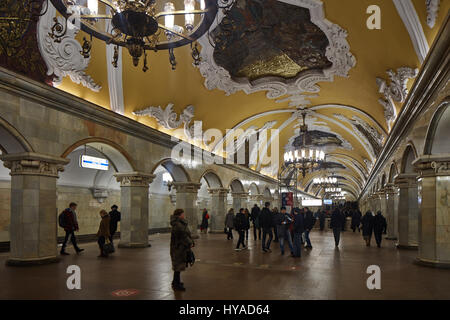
[[275, 207, 295, 256], [303, 207, 316, 249], [170, 208, 194, 291], [292, 208, 304, 258], [60, 202, 84, 255], [373, 211, 387, 248], [200, 209, 209, 234], [251, 204, 261, 241], [244, 208, 251, 242], [224, 208, 235, 240], [260, 202, 273, 252], [361, 211, 375, 246], [109, 204, 121, 244], [318, 209, 326, 231], [234, 208, 247, 251], [351, 209, 362, 233], [330, 208, 345, 247], [272, 207, 279, 243], [97, 209, 111, 258]]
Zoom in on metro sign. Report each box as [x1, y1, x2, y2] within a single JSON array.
[[79, 155, 109, 171]]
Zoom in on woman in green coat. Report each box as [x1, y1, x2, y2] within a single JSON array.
[[170, 208, 194, 291]]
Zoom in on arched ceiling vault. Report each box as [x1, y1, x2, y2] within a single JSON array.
[[45, 0, 450, 198]]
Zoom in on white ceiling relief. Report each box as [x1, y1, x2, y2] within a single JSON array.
[[196, 0, 356, 104], [37, 2, 101, 92], [426, 0, 441, 28]]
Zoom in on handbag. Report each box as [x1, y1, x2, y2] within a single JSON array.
[[103, 238, 115, 254], [186, 249, 195, 267]]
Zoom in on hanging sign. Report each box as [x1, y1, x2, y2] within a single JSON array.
[[79, 155, 109, 171]]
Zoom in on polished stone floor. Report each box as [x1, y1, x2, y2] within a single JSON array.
[[0, 229, 449, 300]]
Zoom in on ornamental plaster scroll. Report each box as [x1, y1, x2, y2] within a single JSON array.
[[114, 172, 155, 187], [132, 103, 199, 140], [196, 0, 356, 104], [37, 2, 101, 92], [376, 67, 418, 126], [426, 0, 440, 28]]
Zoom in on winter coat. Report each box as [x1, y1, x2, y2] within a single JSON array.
[[97, 214, 111, 238], [361, 213, 375, 236], [233, 212, 248, 231], [373, 214, 387, 234], [351, 210, 361, 228], [170, 215, 193, 272], [200, 212, 209, 230], [259, 207, 273, 229], [304, 210, 316, 230], [330, 209, 345, 229], [62, 208, 79, 232], [225, 212, 234, 229], [293, 213, 305, 234], [109, 209, 121, 234], [244, 212, 250, 230], [251, 206, 261, 228], [275, 213, 292, 237]]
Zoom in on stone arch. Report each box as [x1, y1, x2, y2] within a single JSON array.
[[388, 162, 398, 183], [0, 116, 34, 154], [263, 187, 272, 198], [199, 169, 223, 188], [423, 102, 450, 155], [151, 158, 191, 182], [229, 178, 245, 193], [381, 173, 386, 188], [401, 143, 418, 174], [248, 182, 260, 195]]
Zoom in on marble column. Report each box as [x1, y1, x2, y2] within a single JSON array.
[[1, 152, 68, 266], [173, 182, 201, 239], [208, 188, 228, 233], [378, 189, 387, 214], [385, 183, 398, 240], [115, 172, 155, 248], [394, 173, 419, 249], [413, 156, 450, 268], [232, 192, 248, 212]]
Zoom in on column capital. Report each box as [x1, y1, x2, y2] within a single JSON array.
[[114, 172, 155, 187], [384, 183, 397, 194], [394, 173, 418, 188], [232, 192, 249, 199], [413, 155, 450, 177], [0, 152, 69, 178], [172, 182, 201, 193], [208, 188, 229, 195]]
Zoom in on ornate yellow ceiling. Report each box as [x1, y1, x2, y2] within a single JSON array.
[[49, 0, 449, 198]]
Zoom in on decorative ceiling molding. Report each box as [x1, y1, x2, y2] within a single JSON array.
[[392, 0, 429, 63], [105, 9, 124, 114], [426, 0, 440, 28], [376, 67, 419, 128], [326, 155, 366, 184], [196, 0, 356, 103], [133, 103, 198, 139], [230, 120, 278, 157], [37, 2, 101, 92]]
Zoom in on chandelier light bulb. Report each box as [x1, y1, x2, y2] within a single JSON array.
[[184, 0, 195, 30], [87, 0, 98, 15], [164, 2, 175, 29]]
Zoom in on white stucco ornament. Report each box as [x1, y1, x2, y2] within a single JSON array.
[[426, 0, 440, 28]]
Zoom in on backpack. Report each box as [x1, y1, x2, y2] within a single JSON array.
[[58, 210, 67, 228]]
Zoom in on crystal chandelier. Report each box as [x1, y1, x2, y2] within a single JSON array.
[[313, 177, 338, 187], [283, 112, 325, 177], [51, 0, 218, 71], [324, 187, 341, 193]]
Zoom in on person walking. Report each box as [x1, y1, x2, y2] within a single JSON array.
[[351, 209, 362, 233], [275, 207, 295, 256], [244, 208, 251, 242], [60, 202, 84, 255], [361, 211, 375, 246], [260, 202, 273, 252], [224, 208, 235, 240], [330, 208, 345, 247], [251, 204, 261, 241], [234, 208, 247, 251], [170, 208, 194, 291], [109, 204, 121, 245], [97, 209, 111, 258], [292, 208, 304, 258], [317, 209, 326, 231], [373, 211, 387, 248], [303, 207, 316, 249], [200, 209, 209, 234]]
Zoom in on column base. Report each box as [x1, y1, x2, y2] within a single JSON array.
[[118, 242, 151, 248], [414, 258, 450, 269], [396, 243, 418, 250], [6, 256, 60, 266], [386, 237, 397, 240]]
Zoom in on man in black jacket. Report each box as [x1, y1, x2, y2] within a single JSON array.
[[292, 208, 304, 257], [250, 204, 261, 241], [373, 211, 387, 248], [303, 207, 316, 249], [260, 202, 273, 252], [330, 208, 345, 247], [234, 208, 247, 251], [109, 205, 121, 244]]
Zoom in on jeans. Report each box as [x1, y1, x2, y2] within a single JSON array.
[[61, 230, 80, 252], [253, 226, 261, 240], [262, 228, 273, 250], [304, 229, 312, 247], [292, 232, 302, 257], [374, 232, 382, 247], [279, 230, 294, 254], [245, 229, 249, 240], [227, 227, 233, 240], [273, 227, 278, 242], [236, 230, 245, 248], [333, 228, 341, 246], [172, 271, 181, 285]]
